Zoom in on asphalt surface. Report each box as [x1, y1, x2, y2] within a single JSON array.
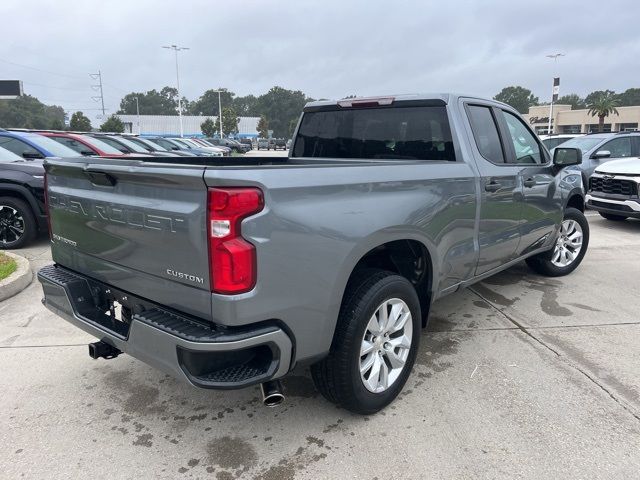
[[1, 212, 639, 479]]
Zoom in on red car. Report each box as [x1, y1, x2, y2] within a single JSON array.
[[37, 132, 133, 158]]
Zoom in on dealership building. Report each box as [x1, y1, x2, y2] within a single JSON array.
[[116, 114, 260, 138], [524, 105, 640, 135]]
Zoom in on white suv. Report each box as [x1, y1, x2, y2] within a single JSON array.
[[586, 158, 640, 221]]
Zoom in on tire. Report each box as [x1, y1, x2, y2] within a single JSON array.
[[311, 269, 421, 414], [599, 212, 627, 221], [526, 207, 589, 277], [0, 196, 37, 249]]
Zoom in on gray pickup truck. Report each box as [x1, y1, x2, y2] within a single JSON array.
[[38, 94, 588, 414]]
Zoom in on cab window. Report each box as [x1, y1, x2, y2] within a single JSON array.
[[600, 137, 632, 158]]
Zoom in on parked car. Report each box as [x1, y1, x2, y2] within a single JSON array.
[[122, 136, 189, 156], [169, 138, 225, 156], [273, 138, 287, 150], [539, 134, 582, 150], [268, 138, 276, 150], [239, 138, 253, 150], [586, 157, 640, 221], [39, 94, 587, 414], [190, 138, 232, 155], [0, 146, 47, 248], [146, 137, 217, 157], [286, 139, 292, 149], [205, 138, 248, 154], [551, 132, 640, 185], [87, 134, 161, 157], [38, 132, 129, 158], [257, 138, 269, 150], [0, 130, 80, 159]]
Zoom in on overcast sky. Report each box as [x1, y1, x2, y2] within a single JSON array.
[[2, 0, 639, 124]]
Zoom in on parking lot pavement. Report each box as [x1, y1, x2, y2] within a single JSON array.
[[1, 215, 639, 479]]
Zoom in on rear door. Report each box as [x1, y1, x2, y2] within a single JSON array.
[[45, 158, 213, 320], [463, 102, 522, 275], [496, 109, 561, 256]]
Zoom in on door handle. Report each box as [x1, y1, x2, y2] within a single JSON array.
[[524, 178, 537, 188], [485, 181, 501, 192]]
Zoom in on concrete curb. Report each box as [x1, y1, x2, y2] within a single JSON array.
[[0, 251, 33, 302]]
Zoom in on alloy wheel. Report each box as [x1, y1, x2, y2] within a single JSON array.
[[0, 205, 25, 246], [359, 298, 413, 393], [551, 219, 583, 267]]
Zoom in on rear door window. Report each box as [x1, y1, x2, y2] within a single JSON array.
[[466, 105, 504, 163], [293, 106, 455, 161]]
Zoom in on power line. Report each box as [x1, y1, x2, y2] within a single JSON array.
[[0, 57, 85, 80]]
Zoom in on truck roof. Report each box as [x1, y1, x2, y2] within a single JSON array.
[[304, 93, 512, 111]]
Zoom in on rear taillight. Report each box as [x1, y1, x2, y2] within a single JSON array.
[[44, 172, 51, 239], [207, 187, 264, 294]]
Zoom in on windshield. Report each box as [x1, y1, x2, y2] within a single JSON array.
[[23, 133, 80, 157], [137, 138, 167, 151], [78, 135, 123, 154], [0, 145, 24, 162], [150, 138, 179, 150], [112, 136, 148, 153], [171, 138, 193, 148], [559, 136, 604, 152]]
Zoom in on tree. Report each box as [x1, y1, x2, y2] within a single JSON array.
[[232, 94, 259, 116], [188, 88, 235, 116], [584, 90, 616, 107], [118, 86, 184, 115], [587, 91, 620, 132], [556, 94, 586, 110], [257, 115, 269, 138], [69, 111, 92, 131], [254, 86, 312, 137], [99, 115, 125, 133], [200, 118, 216, 137], [617, 88, 640, 107], [214, 107, 240, 136], [494, 86, 539, 113], [0, 94, 65, 129]]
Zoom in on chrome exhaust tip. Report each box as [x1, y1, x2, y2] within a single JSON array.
[[260, 380, 285, 407]]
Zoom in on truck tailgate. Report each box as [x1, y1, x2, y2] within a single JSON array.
[[45, 158, 213, 320]]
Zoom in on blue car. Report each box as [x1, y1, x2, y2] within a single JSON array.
[[0, 130, 79, 159]]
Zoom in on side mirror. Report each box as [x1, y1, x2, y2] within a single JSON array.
[[592, 150, 611, 159], [22, 151, 44, 160], [553, 147, 582, 166]]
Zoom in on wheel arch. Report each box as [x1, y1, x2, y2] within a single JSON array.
[[332, 232, 437, 331], [0, 183, 41, 219]]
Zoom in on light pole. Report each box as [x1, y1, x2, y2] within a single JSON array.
[[135, 96, 140, 135], [213, 90, 224, 138], [546, 53, 564, 135], [162, 44, 189, 137]]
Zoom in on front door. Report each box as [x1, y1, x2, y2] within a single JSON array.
[[463, 102, 523, 275], [496, 109, 562, 255]]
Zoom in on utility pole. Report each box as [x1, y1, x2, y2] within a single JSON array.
[[90, 70, 106, 119], [162, 44, 189, 137], [545, 53, 564, 135]]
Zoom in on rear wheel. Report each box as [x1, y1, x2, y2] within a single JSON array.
[[599, 212, 628, 221], [311, 269, 421, 414], [0, 197, 37, 249], [526, 207, 589, 277]]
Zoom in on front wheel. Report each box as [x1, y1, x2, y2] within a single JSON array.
[[526, 207, 589, 277], [0, 197, 37, 249], [311, 269, 421, 414], [599, 212, 627, 221]]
